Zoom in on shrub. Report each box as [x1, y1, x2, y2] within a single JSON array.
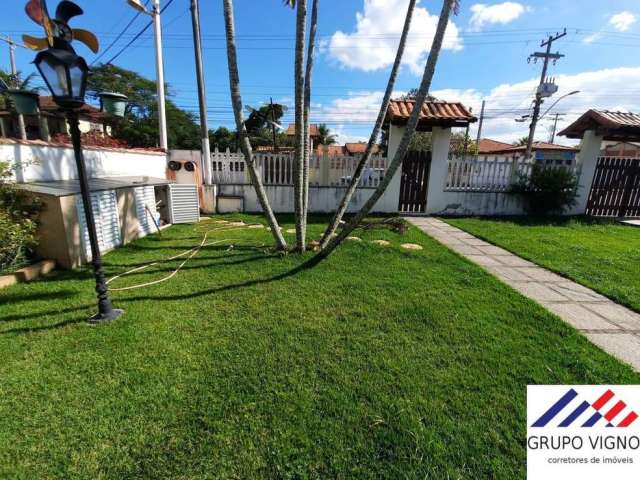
[[513, 164, 579, 216], [0, 161, 41, 272]]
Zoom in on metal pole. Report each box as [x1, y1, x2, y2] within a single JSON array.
[[270, 97, 278, 153], [190, 0, 212, 185], [68, 111, 123, 323], [153, 0, 168, 150], [8, 40, 27, 141], [475, 99, 486, 153], [550, 113, 559, 143]]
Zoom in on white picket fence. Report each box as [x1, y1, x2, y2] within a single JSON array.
[[211, 147, 389, 188], [445, 154, 578, 192]]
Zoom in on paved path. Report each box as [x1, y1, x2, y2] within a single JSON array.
[[406, 217, 640, 371]]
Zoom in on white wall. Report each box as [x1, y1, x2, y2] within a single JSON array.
[[218, 184, 398, 214], [1, 141, 168, 183]]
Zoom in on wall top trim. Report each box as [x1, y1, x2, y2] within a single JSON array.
[[0, 138, 167, 157]]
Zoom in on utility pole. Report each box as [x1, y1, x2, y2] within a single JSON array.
[[153, 0, 168, 150], [1, 35, 27, 140], [475, 99, 486, 155], [525, 29, 566, 159], [190, 0, 212, 185], [127, 0, 168, 150], [270, 97, 279, 153], [549, 112, 564, 144]]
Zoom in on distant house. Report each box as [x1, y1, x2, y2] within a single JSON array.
[[0, 96, 116, 141], [344, 142, 381, 156], [601, 141, 640, 158], [477, 138, 579, 164], [285, 123, 322, 149]]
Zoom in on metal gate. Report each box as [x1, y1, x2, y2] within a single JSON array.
[[587, 156, 640, 217], [398, 150, 431, 213]]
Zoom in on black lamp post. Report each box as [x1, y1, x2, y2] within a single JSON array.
[[35, 47, 123, 323]]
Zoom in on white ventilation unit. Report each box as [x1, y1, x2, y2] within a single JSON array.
[[76, 190, 122, 261], [167, 184, 200, 224], [134, 186, 160, 236]]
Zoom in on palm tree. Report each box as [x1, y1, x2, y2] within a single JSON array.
[[320, 0, 418, 248], [317, 124, 337, 146], [292, 0, 308, 252], [515, 136, 529, 146], [301, 0, 319, 242], [222, 0, 287, 250], [317, 0, 459, 259]]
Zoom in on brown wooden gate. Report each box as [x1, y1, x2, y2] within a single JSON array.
[[586, 157, 640, 217], [398, 150, 431, 213]]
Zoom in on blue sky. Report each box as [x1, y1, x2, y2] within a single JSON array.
[[3, 0, 640, 144]]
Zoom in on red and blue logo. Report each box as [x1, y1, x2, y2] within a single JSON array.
[[531, 388, 638, 428]]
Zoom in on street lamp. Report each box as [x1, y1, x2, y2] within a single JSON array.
[[24, 0, 123, 322], [33, 48, 124, 322], [539, 90, 580, 122]]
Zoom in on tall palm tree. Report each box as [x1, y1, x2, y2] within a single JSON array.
[[222, 0, 287, 250], [292, 0, 308, 252], [317, 0, 459, 259], [302, 0, 319, 237], [317, 124, 336, 146], [320, 0, 418, 248]]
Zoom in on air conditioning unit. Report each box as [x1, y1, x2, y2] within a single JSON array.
[[167, 184, 200, 224]]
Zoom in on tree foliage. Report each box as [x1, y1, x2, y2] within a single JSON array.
[[0, 161, 41, 272], [87, 64, 200, 149]]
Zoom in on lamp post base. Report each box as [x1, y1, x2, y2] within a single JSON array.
[[89, 309, 125, 324]]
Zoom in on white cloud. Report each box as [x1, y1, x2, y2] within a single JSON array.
[[313, 67, 640, 145], [609, 11, 637, 32], [325, 0, 463, 76], [468, 2, 528, 31]]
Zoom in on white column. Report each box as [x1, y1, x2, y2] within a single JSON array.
[[426, 126, 452, 214], [571, 129, 604, 215], [378, 125, 404, 211]]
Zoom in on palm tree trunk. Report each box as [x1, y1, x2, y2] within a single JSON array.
[[317, 0, 456, 259], [293, 0, 308, 252], [222, 0, 287, 250], [320, 0, 417, 249], [302, 0, 319, 241]]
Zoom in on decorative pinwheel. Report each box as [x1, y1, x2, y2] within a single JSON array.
[[22, 0, 99, 54]]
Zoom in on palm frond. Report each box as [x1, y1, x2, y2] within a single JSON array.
[[452, 0, 461, 15], [283, 0, 295, 8]]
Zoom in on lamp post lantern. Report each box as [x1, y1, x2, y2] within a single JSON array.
[[28, 0, 123, 323]]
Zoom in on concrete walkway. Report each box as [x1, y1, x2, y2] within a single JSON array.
[[406, 217, 640, 371]]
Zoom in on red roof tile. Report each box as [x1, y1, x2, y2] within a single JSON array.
[[478, 138, 579, 154], [286, 124, 321, 137], [385, 99, 476, 130], [559, 109, 640, 141], [344, 142, 381, 154]]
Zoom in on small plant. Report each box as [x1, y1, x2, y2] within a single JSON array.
[[513, 164, 579, 215], [0, 160, 41, 272]]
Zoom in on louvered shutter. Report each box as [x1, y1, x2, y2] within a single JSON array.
[[134, 186, 160, 236], [76, 190, 122, 261], [168, 184, 200, 224]]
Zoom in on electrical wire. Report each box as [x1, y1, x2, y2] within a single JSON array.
[[91, 0, 152, 66], [103, 0, 177, 66]]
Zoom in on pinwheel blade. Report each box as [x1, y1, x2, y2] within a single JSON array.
[[73, 28, 99, 53], [22, 34, 50, 51], [56, 1, 83, 23], [25, 0, 44, 25]]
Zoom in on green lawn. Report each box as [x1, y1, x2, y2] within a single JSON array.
[[443, 217, 640, 313], [1, 215, 639, 479]]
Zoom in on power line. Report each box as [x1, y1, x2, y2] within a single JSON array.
[[91, 0, 151, 66], [103, 0, 176, 66]]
